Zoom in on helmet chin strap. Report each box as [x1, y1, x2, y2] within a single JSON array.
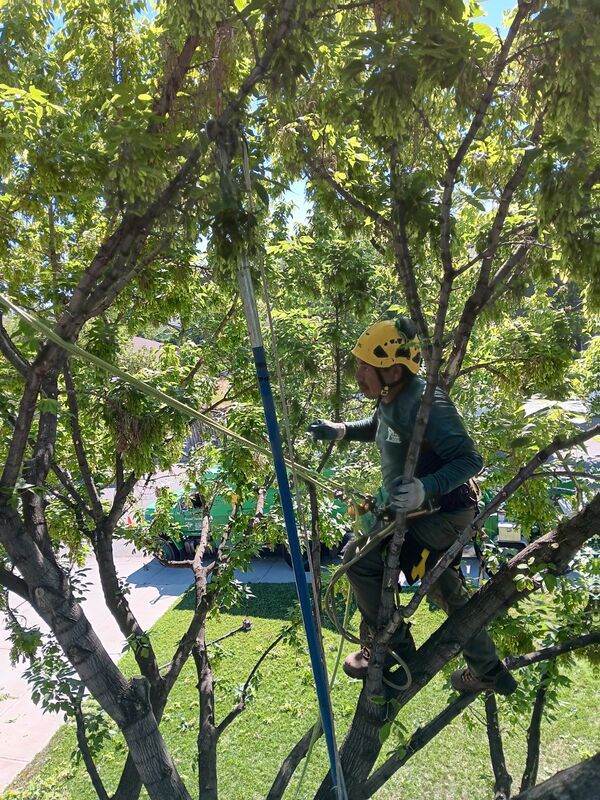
[[376, 369, 405, 398]]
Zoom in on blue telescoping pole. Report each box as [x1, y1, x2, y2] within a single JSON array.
[[237, 266, 346, 799]]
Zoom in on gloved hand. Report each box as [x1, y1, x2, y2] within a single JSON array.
[[390, 477, 426, 512], [308, 419, 346, 441]]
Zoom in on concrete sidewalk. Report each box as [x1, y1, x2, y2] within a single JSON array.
[[0, 538, 305, 792]]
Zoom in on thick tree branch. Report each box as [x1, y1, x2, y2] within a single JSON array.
[[0, 314, 30, 377], [54, 0, 299, 347], [0, 564, 29, 600], [512, 754, 600, 800], [520, 665, 550, 793], [361, 634, 598, 798], [318, 494, 599, 797], [149, 35, 202, 133]]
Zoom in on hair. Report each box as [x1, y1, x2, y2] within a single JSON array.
[[394, 315, 418, 341]]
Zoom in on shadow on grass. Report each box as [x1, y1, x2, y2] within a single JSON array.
[[174, 583, 300, 620], [172, 582, 419, 635]]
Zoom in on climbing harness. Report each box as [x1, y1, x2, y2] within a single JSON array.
[[324, 498, 442, 694]]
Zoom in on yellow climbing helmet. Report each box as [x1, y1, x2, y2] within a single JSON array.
[[351, 317, 422, 373]]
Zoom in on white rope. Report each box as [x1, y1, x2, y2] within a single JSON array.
[[0, 292, 348, 500]]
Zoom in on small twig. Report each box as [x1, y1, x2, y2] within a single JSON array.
[[181, 295, 239, 385], [216, 624, 297, 735], [63, 365, 104, 519], [73, 687, 110, 800], [306, 159, 393, 230], [228, 0, 260, 63], [411, 101, 451, 160]]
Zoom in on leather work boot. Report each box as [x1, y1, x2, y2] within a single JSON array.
[[343, 619, 375, 680], [451, 662, 517, 696], [343, 642, 416, 681], [343, 645, 370, 679]]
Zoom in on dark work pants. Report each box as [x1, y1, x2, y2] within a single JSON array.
[[343, 507, 500, 676]]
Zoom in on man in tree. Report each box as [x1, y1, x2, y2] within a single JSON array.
[[310, 316, 517, 695]]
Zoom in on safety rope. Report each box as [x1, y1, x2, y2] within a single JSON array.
[[0, 292, 355, 502]]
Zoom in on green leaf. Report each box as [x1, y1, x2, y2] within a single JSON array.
[[379, 721, 392, 745], [543, 573, 557, 591], [369, 695, 387, 705], [39, 398, 59, 414], [255, 182, 269, 208], [510, 435, 532, 448]]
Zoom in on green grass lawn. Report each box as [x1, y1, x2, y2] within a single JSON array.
[[4, 583, 598, 800]]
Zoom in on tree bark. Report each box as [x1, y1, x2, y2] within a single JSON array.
[[512, 754, 600, 800], [194, 623, 219, 800], [0, 506, 191, 800], [485, 692, 512, 800], [520, 666, 550, 793]]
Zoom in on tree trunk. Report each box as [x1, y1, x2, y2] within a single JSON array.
[[314, 690, 389, 798], [0, 507, 191, 800], [512, 754, 600, 800]]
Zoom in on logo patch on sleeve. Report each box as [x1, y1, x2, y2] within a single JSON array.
[[386, 426, 401, 443]]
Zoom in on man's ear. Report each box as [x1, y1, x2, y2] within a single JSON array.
[[387, 364, 405, 384]]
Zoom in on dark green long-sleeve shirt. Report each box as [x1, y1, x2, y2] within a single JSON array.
[[344, 376, 483, 501]]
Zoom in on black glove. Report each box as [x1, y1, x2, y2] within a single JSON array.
[[308, 419, 346, 441]]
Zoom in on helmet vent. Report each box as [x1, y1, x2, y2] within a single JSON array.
[[373, 345, 387, 358], [396, 347, 410, 359]]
